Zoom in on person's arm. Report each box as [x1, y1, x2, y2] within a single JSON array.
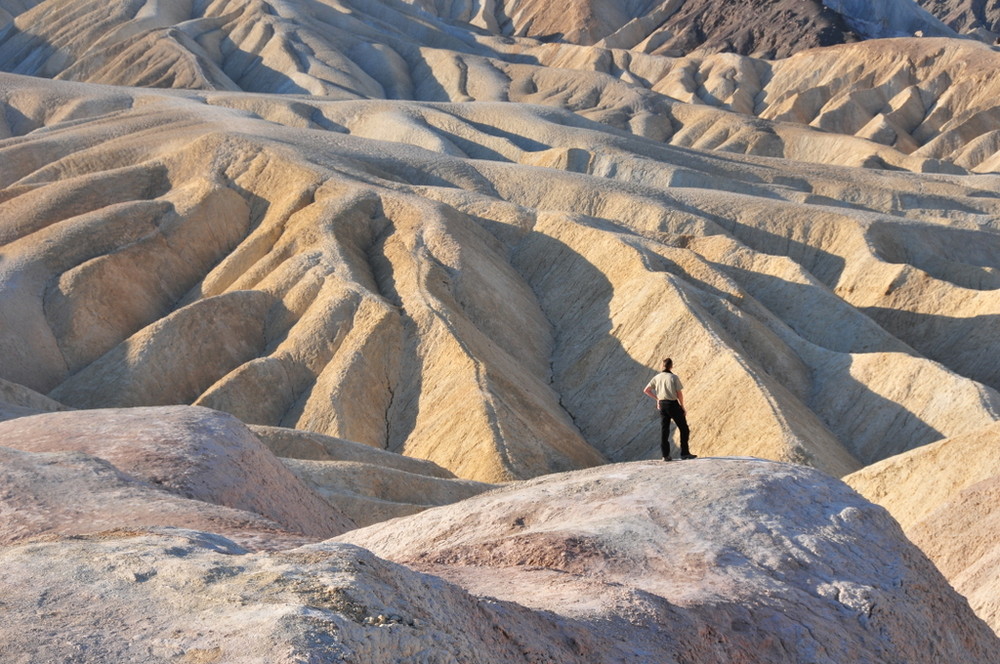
[[677, 389, 685, 411], [643, 386, 661, 409]]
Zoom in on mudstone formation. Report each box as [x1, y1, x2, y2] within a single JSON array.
[[1, 0, 999, 661]]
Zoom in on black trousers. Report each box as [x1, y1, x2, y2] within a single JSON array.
[[659, 400, 690, 458]]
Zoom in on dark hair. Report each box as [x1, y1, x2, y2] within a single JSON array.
[[661, 358, 672, 372]]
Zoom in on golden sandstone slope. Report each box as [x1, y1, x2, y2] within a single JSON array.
[[4, 75, 999, 483], [0, 0, 997, 487], [1, 0, 1000, 656], [846, 421, 1000, 635]]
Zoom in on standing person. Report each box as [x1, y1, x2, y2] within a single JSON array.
[[643, 358, 695, 461]]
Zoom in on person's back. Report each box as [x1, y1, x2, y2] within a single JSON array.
[[642, 358, 695, 461], [647, 370, 682, 402]]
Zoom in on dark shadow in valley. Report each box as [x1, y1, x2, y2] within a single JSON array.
[[472, 214, 680, 462]]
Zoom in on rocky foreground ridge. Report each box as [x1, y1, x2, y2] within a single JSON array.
[[0, 402, 997, 663]]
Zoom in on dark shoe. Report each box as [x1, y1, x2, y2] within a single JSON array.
[[662, 457, 672, 462], [681, 454, 698, 460]]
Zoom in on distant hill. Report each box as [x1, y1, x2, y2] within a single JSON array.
[[405, 0, 957, 57], [917, 0, 1000, 40]]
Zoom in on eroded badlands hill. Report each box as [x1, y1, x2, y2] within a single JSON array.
[[3, 74, 1000, 483], [5, 0, 1000, 172], [919, 0, 1000, 39], [2, 0, 1000, 658], [846, 422, 1000, 635], [412, 0, 961, 55], [2, 460, 997, 663]]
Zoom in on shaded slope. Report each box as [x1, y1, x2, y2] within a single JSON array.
[[918, 0, 1000, 39], [910, 475, 1000, 636], [845, 422, 1000, 635]]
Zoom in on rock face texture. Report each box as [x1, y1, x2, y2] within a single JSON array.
[[339, 460, 1000, 663], [0, 446, 315, 550], [0, 404, 494, 545], [2, 462, 997, 664], [0, 406, 356, 538], [918, 0, 1000, 39], [0, 530, 606, 664]]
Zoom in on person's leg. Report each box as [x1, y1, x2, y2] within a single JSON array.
[[659, 401, 672, 460], [670, 402, 691, 456]]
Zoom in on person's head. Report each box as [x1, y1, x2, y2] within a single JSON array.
[[661, 358, 673, 372]]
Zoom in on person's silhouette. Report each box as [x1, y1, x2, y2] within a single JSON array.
[[643, 358, 695, 461]]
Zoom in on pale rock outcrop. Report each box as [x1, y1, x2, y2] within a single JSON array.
[[0, 406, 496, 546], [0, 446, 313, 550], [341, 459, 1000, 662], [0, 530, 612, 664], [0, 405, 354, 537], [2, 462, 998, 663]]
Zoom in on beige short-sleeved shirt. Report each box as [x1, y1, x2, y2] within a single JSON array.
[[646, 371, 683, 401]]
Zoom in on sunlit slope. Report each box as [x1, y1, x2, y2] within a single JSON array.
[[846, 422, 1000, 634], [2, 77, 997, 480]]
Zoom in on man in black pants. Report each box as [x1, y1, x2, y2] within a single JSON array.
[[643, 358, 695, 461]]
